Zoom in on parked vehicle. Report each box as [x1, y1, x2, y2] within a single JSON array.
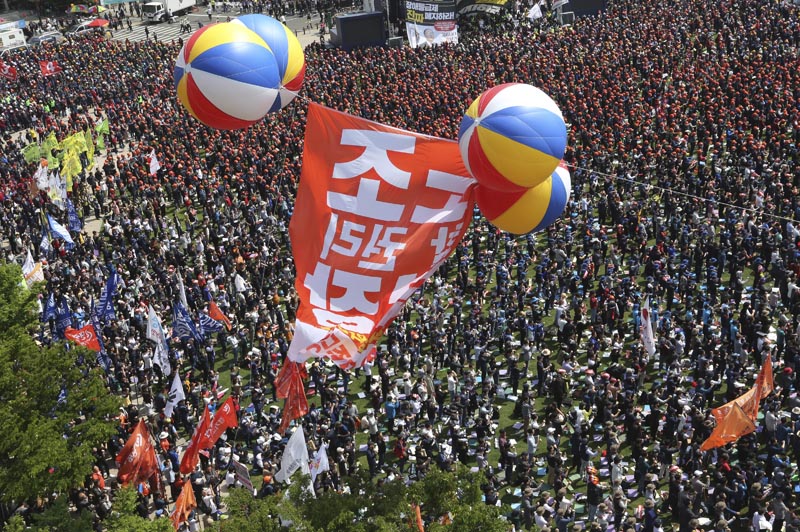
[[27, 31, 65, 46], [64, 22, 96, 35], [0, 43, 28, 56], [0, 28, 26, 50], [142, 0, 197, 23]]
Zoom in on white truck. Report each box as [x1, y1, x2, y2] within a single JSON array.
[[142, 0, 196, 24], [0, 28, 26, 50]]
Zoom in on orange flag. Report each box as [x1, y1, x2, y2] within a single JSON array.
[[208, 301, 232, 331], [712, 386, 758, 423], [287, 103, 474, 371], [179, 407, 211, 475], [411, 504, 425, 532], [700, 404, 757, 451], [116, 420, 159, 486], [278, 103, 475, 431], [712, 356, 774, 423], [170, 480, 197, 530], [756, 354, 774, 399]]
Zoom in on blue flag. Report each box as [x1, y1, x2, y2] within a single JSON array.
[[172, 301, 203, 343], [39, 226, 51, 256], [42, 293, 56, 322], [199, 313, 223, 337], [96, 268, 120, 323], [55, 296, 72, 339], [47, 214, 75, 246], [66, 199, 83, 232], [91, 301, 112, 373]]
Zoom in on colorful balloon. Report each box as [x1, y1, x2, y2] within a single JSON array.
[[174, 22, 282, 130], [458, 83, 567, 192], [232, 14, 306, 112], [476, 162, 571, 234]]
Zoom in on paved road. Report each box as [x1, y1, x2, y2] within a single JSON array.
[[109, 9, 323, 48]]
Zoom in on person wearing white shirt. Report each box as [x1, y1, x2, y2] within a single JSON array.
[[764, 408, 778, 439], [751, 504, 773, 532], [533, 506, 550, 529], [610, 456, 623, 486]]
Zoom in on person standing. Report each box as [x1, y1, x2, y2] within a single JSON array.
[[771, 492, 796, 532]]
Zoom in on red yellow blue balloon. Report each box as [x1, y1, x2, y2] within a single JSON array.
[[232, 14, 306, 112], [475, 162, 571, 234], [174, 22, 282, 130], [459, 83, 567, 192]]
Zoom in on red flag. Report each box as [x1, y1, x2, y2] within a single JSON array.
[[198, 397, 238, 448], [116, 420, 159, 486], [170, 480, 197, 530], [180, 406, 211, 475], [208, 301, 232, 331], [287, 103, 474, 371], [0, 60, 17, 81], [39, 60, 63, 76], [64, 324, 102, 352], [276, 361, 309, 434], [700, 404, 756, 451]]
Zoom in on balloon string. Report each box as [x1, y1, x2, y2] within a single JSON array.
[[276, 99, 301, 189], [564, 162, 799, 225]]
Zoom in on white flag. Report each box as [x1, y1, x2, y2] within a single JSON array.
[[309, 444, 330, 485], [528, 3, 542, 19], [552, 0, 569, 8], [47, 171, 67, 210], [164, 371, 185, 418], [176, 273, 188, 310], [147, 304, 171, 375], [640, 297, 656, 357], [274, 425, 310, 483], [149, 149, 161, 176], [33, 164, 49, 190], [22, 249, 45, 288]]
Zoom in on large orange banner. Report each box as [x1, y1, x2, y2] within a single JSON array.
[[700, 403, 756, 451], [289, 104, 475, 369]]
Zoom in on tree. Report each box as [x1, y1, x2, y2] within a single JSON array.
[[189, 468, 510, 532], [0, 263, 120, 503], [221, 488, 286, 532], [439, 504, 509, 532], [2, 516, 25, 532], [28, 496, 94, 532], [104, 486, 173, 532], [408, 467, 457, 520]]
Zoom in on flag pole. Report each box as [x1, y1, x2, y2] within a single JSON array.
[[148, 424, 169, 504]]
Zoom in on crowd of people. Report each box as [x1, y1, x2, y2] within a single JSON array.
[[3, 0, 800, 530]]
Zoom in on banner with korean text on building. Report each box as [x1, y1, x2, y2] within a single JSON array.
[[405, 0, 458, 48], [288, 103, 475, 371], [457, 0, 510, 16]]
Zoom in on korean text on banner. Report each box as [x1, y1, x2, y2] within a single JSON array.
[[406, 0, 458, 48], [287, 103, 475, 371]]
